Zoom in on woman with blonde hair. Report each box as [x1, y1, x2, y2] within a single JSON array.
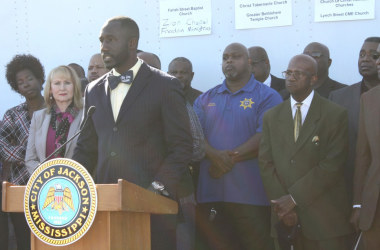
[[25, 65, 83, 173]]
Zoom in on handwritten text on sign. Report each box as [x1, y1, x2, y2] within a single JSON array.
[[160, 0, 212, 38], [235, 0, 292, 29], [315, 0, 375, 22]]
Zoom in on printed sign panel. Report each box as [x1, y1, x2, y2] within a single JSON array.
[[315, 0, 375, 22], [160, 0, 212, 37]]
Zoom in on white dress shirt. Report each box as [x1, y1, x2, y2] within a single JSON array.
[[290, 90, 314, 125], [262, 74, 271, 88], [110, 59, 142, 121]]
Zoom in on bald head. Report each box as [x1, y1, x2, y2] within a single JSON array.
[[222, 43, 250, 83], [304, 42, 330, 58], [248, 46, 270, 82], [303, 42, 331, 78], [248, 46, 269, 61], [137, 51, 161, 70], [289, 54, 317, 74], [285, 54, 317, 102], [87, 53, 109, 82], [224, 43, 249, 57]]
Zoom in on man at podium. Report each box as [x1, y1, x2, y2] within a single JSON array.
[[73, 16, 193, 250]]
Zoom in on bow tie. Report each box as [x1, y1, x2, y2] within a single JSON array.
[[108, 70, 133, 90]]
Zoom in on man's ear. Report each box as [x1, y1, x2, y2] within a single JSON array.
[[128, 37, 138, 49], [190, 72, 194, 81], [327, 58, 332, 68], [310, 75, 318, 86]]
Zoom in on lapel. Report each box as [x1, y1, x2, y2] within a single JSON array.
[[291, 94, 322, 156], [64, 110, 82, 156], [348, 83, 361, 132], [277, 99, 295, 147], [98, 73, 115, 124], [39, 111, 51, 160], [116, 63, 151, 124]]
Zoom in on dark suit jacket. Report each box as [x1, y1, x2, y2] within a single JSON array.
[[73, 63, 193, 197], [315, 77, 346, 98], [259, 93, 352, 240], [328, 82, 361, 202], [353, 85, 380, 231], [270, 74, 288, 100], [185, 86, 202, 105]]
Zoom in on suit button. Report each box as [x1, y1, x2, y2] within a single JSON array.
[[290, 160, 295, 164], [113, 127, 118, 132], [110, 152, 116, 157]]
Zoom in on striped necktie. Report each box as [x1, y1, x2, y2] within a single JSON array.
[[294, 102, 303, 141]]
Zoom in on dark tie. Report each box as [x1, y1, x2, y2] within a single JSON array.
[[294, 102, 303, 142], [108, 70, 133, 90]]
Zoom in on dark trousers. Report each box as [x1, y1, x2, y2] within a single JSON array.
[[274, 234, 350, 250], [151, 214, 176, 250], [196, 202, 274, 250], [0, 183, 30, 250]]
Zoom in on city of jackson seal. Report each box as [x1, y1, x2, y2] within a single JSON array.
[[24, 158, 97, 246]]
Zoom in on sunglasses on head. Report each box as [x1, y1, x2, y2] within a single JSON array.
[[304, 51, 323, 58]]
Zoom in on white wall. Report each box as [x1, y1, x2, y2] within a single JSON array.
[[0, 0, 378, 117]]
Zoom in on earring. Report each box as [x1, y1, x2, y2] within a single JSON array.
[[49, 95, 53, 100]]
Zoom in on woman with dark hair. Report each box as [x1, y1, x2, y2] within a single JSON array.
[[0, 54, 45, 250], [25, 65, 83, 171]]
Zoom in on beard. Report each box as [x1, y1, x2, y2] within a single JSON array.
[[102, 49, 130, 70]]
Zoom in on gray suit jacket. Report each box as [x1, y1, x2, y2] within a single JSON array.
[[25, 108, 83, 174], [259, 93, 352, 240], [354, 85, 380, 230], [329, 81, 361, 202]]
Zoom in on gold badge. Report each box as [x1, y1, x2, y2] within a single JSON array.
[[240, 98, 254, 110]]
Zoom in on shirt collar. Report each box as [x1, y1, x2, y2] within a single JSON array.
[[217, 74, 258, 94], [262, 74, 271, 87], [111, 58, 143, 81], [290, 90, 314, 108], [17, 102, 28, 112]]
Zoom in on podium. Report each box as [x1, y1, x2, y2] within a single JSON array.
[[2, 179, 178, 250]]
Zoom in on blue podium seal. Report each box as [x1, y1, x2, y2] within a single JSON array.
[[24, 158, 97, 246]]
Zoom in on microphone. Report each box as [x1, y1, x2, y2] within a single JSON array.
[[38, 106, 96, 166], [80, 106, 96, 130]]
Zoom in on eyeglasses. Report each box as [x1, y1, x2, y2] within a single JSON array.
[[359, 51, 380, 60], [304, 51, 323, 58], [282, 70, 312, 80]]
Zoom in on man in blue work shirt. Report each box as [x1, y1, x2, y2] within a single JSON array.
[[194, 43, 282, 250]]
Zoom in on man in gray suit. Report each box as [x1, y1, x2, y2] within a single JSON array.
[[350, 44, 380, 247], [329, 37, 380, 203], [259, 54, 352, 249]]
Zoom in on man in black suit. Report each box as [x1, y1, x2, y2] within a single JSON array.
[[73, 16, 193, 250], [329, 37, 380, 204], [303, 42, 346, 98], [248, 46, 288, 100]]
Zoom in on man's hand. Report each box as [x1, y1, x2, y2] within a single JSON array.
[[271, 194, 296, 219], [208, 149, 235, 178], [350, 208, 361, 232], [281, 210, 298, 227]]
